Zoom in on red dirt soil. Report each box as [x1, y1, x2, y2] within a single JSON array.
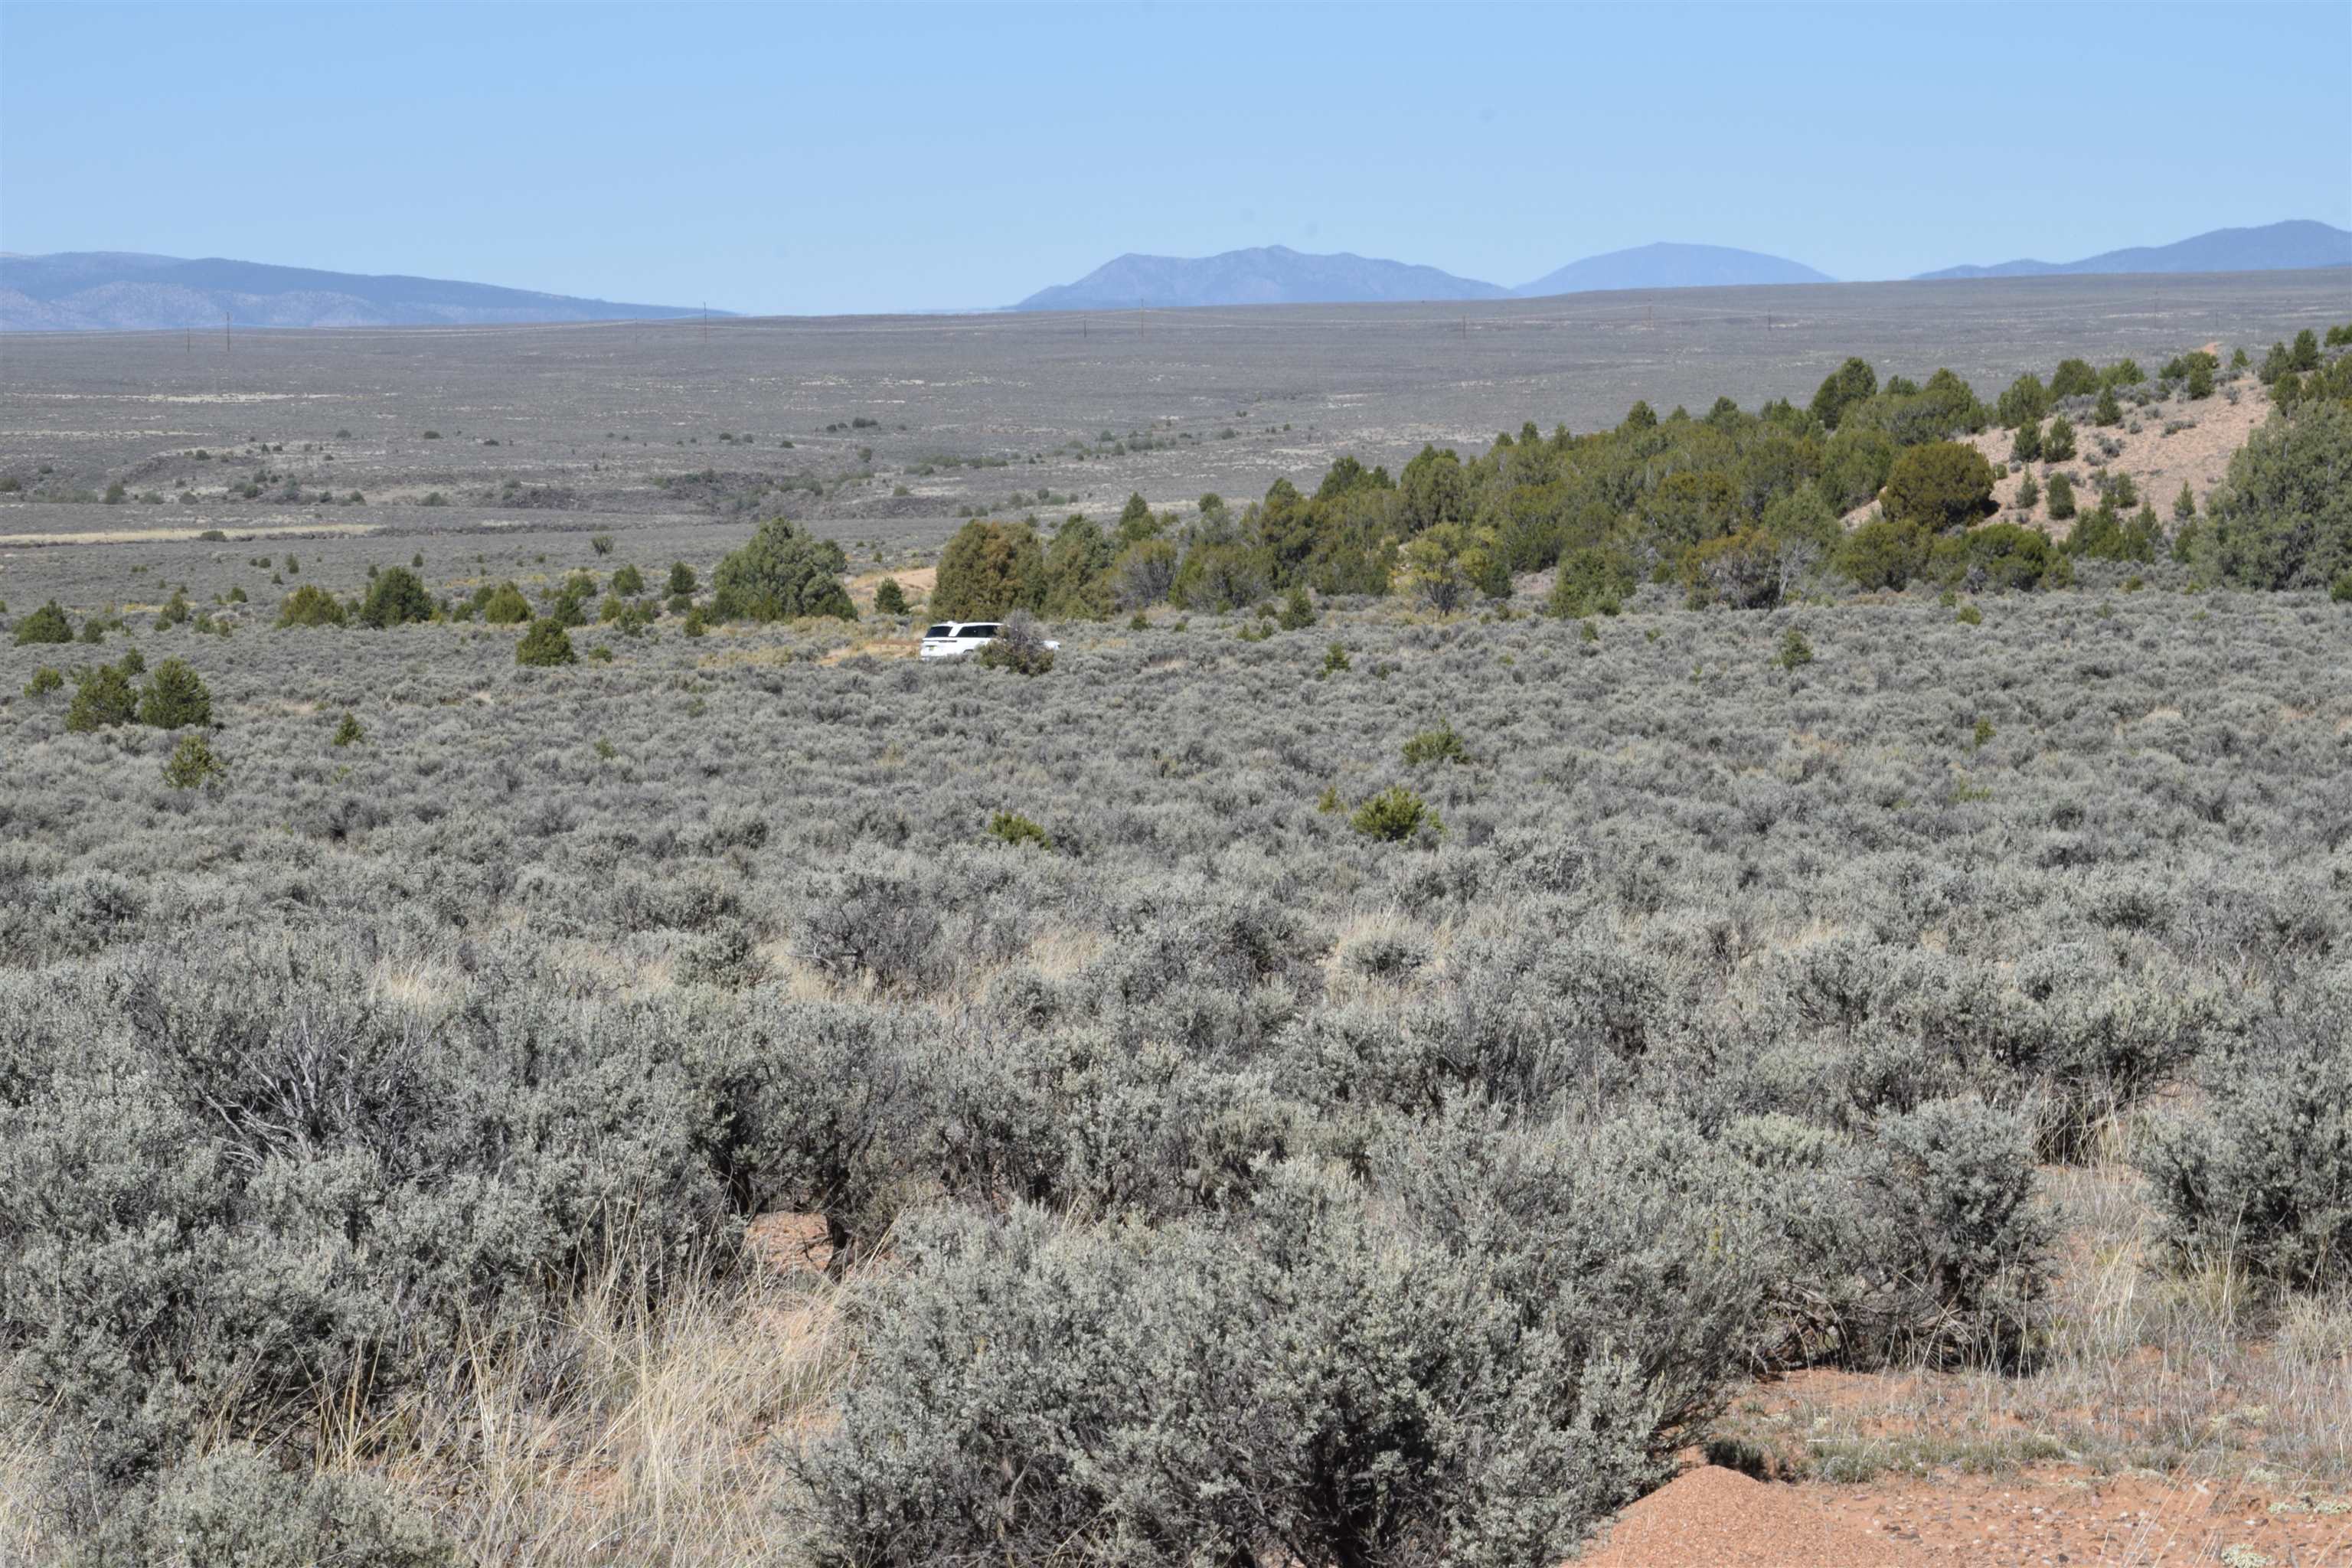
[[1573, 1465, 2352, 1566]]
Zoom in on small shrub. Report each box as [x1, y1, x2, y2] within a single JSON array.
[[590, 532, 616, 556], [332, 712, 365, 747], [1775, 627, 1815, 670], [14, 599, 73, 644], [666, 560, 697, 596], [24, 664, 64, 697], [2143, 1001, 2352, 1292], [1956, 603, 1982, 626], [136, 658, 213, 729], [357, 567, 433, 629], [479, 583, 531, 624], [710, 517, 853, 622], [515, 617, 577, 667], [2045, 472, 2076, 521], [1277, 585, 1317, 629], [161, 733, 226, 790], [872, 577, 910, 616], [2042, 416, 2077, 462], [609, 563, 645, 596], [65, 663, 138, 732], [274, 585, 345, 629], [985, 810, 1053, 851], [975, 612, 1054, 675], [1351, 786, 1437, 842], [1401, 721, 1468, 766], [1319, 642, 1351, 677]]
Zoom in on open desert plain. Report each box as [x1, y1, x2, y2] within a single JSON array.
[[4, 261, 2352, 1568]]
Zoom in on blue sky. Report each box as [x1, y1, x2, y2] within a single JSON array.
[[4, 2, 2347, 315]]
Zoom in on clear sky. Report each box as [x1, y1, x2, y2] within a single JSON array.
[[4, 2, 2347, 315]]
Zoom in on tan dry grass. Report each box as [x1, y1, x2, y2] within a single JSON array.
[[361, 1249, 844, 1566]]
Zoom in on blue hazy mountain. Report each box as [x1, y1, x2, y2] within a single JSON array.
[[1011, 245, 1510, 311], [1916, 220, 2352, 280], [1512, 241, 1834, 296], [0, 252, 722, 331]]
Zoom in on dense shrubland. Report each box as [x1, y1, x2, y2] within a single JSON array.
[[919, 326, 2352, 619], [3, 560, 2347, 1561]]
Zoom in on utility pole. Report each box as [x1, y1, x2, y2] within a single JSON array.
[[224, 309, 231, 354]]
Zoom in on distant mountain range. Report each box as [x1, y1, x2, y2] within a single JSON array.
[[1010, 240, 1827, 310], [1014, 220, 2349, 312], [1913, 219, 2352, 280], [0, 252, 720, 332], [1011, 245, 1509, 310]]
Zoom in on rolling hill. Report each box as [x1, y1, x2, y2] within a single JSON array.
[[0, 252, 722, 332], [1916, 219, 2352, 280]]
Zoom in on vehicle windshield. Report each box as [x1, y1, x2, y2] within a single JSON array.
[[964, 624, 998, 639]]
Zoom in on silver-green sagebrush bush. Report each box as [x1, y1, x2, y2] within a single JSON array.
[[2, 573, 2348, 1557]]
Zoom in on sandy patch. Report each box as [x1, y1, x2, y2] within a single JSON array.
[[1573, 1462, 2352, 1567], [1841, 381, 2270, 542]]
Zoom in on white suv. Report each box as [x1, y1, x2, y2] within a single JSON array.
[[918, 621, 1059, 661]]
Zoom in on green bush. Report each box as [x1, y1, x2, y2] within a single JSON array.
[[2009, 420, 2042, 464], [872, 577, 910, 616], [515, 617, 577, 667], [1932, 523, 2066, 592], [1548, 546, 1635, 618], [161, 733, 225, 790], [1351, 786, 1436, 842], [2041, 416, 2076, 462], [137, 658, 213, 729], [1808, 357, 1877, 430], [2045, 472, 2076, 521], [65, 662, 138, 732], [2199, 400, 2352, 590], [1276, 585, 1316, 629], [590, 532, 616, 556], [1881, 441, 1997, 532], [709, 517, 854, 622], [1995, 374, 2050, 430], [24, 664, 64, 697], [480, 583, 531, 624], [276, 585, 346, 628], [332, 712, 365, 747], [667, 560, 697, 597], [609, 563, 645, 596], [1775, 626, 1815, 671], [985, 811, 1052, 850], [1836, 518, 1927, 591], [931, 518, 1046, 619], [2049, 358, 2099, 399], [357, 567, 433, 629], [14, 599, 73, 645], [1401, 721, 1469, 766]]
